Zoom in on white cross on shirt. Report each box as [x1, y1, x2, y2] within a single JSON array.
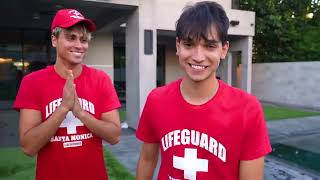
[[60, 111, 84, 134], [173, 148, 208, 180]]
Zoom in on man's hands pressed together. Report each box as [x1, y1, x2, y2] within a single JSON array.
[[61, 70, 76, 111], [60, 70, 85, 118]]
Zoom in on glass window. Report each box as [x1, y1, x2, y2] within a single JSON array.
[[0, 29, 51, 109], [113, 46, 126, 104]]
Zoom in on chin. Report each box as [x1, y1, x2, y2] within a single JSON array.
[[186, 76, 208, 82], [69, 59, 83, 65], [186, 72, 216, 83]]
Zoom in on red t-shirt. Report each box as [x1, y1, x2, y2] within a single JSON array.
[[14, 65, 121, 180], [136, 79, 271, 180]]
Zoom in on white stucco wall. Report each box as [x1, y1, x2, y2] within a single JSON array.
[[85, 32, 114, 81], [252, 62, 320, 110]]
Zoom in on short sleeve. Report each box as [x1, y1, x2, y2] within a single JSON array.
[[99, 73, 121, 113], [240, 97, 272, 160], [136, 91, 159, 143], [13, 74, 41, 111]]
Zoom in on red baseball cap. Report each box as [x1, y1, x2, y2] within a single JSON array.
[[51, 9, 96, 32]]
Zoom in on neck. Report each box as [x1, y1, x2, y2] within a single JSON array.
[[180, 75, 219, 105], [54, 59, 83, 79]]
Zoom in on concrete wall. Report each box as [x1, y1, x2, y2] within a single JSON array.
[[227, 9, 255, 36], [107, 0, 230, 9], [125, 0, 158, 128], [165, 47, 184, 84], [154, 0, 255, 36], [102, 0, 139, 6], [252, 62, 320, 110], [85, 32, 114, 81]]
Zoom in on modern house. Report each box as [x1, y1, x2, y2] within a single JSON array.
[[0, 0, 255, 128]]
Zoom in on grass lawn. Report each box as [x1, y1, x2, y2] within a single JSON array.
[[0, 147, 135, 180], [119, 109, 126, 122], [120, 105, 320, 122], [263, 105, 320, 121]]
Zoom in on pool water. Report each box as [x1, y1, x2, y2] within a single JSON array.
[[270, 143, 320, 172]]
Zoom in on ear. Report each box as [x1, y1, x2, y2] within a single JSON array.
[[176, 37, 181, 56], [220, 41, 229, 59], [51, 35, 57, 48]]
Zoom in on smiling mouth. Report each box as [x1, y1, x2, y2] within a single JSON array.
[[71, 51, 84, 56], [189, 63, 208, 70]]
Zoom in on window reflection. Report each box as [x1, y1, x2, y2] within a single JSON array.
[[0, 29, 52, 109]]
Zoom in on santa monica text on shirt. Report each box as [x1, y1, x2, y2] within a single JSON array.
[[51, 132, 93, 142], [45, 98, 95, 118], [161, 129, 227, 162]]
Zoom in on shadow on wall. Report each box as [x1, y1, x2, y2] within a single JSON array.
[[236, 64, 242, 88]]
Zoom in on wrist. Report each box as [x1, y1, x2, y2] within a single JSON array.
[[59, 105, 70, 114], [75, 109, 86, 119]]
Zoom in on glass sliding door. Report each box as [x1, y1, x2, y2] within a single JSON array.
[[0, 29, 51, 110]]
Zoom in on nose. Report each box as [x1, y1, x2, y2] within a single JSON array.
[[74, 39, 86, 49], [74, 39, 82, 48], [192, 45, 205, 63]]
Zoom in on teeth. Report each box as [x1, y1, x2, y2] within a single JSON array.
[[191, 64, 205, 70], [72, 52, 82, 56]]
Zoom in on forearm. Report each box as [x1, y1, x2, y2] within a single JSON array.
[[239, 157, 265, 180], [20, 106, 69, 156], [77, 111, 121, 144], [136, 155, 159, 180]]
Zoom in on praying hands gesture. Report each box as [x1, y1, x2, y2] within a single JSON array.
[[60, 70, 84, 118], [59, 70, 121, 144]]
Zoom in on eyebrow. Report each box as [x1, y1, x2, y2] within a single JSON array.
[[182, 38, 220, 44], [64, 32, 86, 39], [204, 39, 221, 44], [64, 32, 77, 36]]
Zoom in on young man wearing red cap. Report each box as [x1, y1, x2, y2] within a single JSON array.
[[136, 1, 271, 180], [14, 9, 121, 180]]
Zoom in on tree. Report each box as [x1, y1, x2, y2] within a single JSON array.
[[240, 0, 320, 62]]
